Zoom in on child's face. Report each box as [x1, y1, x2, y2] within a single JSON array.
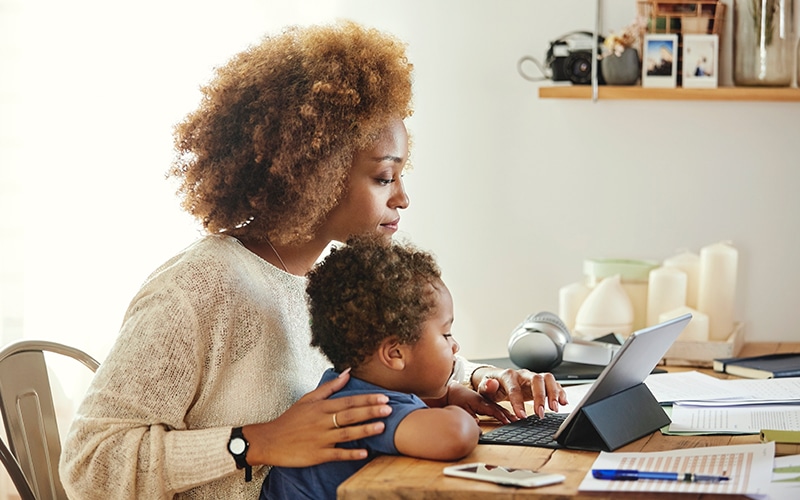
[[405, 282, 460, 399]]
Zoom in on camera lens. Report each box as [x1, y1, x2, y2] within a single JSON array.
[[565, 51, 593, 84]]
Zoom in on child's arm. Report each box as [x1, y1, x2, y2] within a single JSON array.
[[425, 382, 516, 425], [393, 405, 480, 460]]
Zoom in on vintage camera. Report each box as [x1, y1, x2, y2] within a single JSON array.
[[546, 32, 605, 85]]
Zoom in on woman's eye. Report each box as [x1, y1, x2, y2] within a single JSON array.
[[377, 177, 395, 186]]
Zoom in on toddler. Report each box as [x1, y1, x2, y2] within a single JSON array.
[[261, 234, 481, 499]]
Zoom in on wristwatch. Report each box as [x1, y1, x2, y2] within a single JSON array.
[[228, 427, 252, 482]]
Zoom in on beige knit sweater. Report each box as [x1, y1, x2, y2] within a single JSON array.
[[59, 234, 481, 499]]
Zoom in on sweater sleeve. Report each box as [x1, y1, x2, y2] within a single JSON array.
[[59, 279, 241, 499], [451, 355, 493, 390]]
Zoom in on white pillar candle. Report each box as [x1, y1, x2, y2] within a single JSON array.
[[646, 266, 687, 327], [558, 281, 590, 335], [663, 250, 700, 309], [659, 306, 709, 342], [620, 281, 649, 333], [697, 241, 738, 341]]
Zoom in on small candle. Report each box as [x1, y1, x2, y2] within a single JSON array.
[[697, 241, 738, 341], [646, 267, 687, 327], [659, 306, 709, 342]]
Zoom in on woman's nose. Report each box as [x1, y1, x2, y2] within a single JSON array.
[[392, 177, 410, 209]]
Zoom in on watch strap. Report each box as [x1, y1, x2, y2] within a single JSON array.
[[229, 426, 252, 482]]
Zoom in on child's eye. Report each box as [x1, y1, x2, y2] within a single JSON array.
[[442, 333, 453, 340]]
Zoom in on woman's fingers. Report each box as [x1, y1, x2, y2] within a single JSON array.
[[325, 399, 392, 429], [330, 420, 387, 443], [546, 374, 569, 409], [476, 367, 568, 420], [299, 368, 352, 403], [249, 392, 391, 468]]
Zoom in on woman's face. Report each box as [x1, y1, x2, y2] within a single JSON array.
[[323, 118, 410, 242]]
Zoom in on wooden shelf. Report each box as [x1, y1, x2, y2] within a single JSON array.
[[538, 85, 800, 102]]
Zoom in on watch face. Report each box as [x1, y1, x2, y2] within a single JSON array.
[[229, 437, 246, 455]]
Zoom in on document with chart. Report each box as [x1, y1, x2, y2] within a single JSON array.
[[579, 442, 774, 494]]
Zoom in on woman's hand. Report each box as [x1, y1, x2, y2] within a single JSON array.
[[472, 367, 568, 420], [244, 369, 392, 468]]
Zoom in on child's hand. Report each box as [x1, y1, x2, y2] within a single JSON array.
[[436, 382, 516, 424]]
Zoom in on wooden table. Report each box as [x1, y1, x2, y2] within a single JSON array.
[[338, 342, 799, 499]]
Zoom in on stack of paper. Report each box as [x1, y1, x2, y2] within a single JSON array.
[[643, 371, 800, 434], [572, 371, 800, 498]]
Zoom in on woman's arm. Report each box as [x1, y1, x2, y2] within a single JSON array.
[[59, 297, 230, 499], [392, 405, 480, 461], [60, 267, 392, 498]]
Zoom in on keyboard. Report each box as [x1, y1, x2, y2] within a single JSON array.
[[478, 413, 567, 449]]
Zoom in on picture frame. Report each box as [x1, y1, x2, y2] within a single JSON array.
[[642, 34, 678, 88], [682, 34, 719, 88]]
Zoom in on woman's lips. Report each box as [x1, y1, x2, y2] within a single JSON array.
[[381, 218, 400, 231]]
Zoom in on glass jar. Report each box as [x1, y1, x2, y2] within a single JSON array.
[[734, 0, 796, 86]]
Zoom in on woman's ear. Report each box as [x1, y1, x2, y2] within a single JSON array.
[[376, 336, 408, 371]]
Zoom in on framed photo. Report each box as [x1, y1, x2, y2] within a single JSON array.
[[642, 34, 678, 88], [682, 34, 719, 88]]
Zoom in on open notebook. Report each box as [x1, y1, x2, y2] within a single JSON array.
[[478, 313, 691, 451]]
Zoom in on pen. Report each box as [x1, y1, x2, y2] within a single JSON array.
[[592, 469, 729, 483]]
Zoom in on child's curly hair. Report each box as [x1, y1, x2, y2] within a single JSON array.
[[308, 235, 442, 371], [169, 20, 414, 245]]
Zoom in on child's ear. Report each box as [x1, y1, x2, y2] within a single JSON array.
[[377, 336, 408, 371]]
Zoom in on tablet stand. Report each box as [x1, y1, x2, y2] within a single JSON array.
[[556, 382, 670, 451]]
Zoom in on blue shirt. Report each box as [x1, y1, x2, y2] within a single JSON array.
[[260, 369, 428, 500]]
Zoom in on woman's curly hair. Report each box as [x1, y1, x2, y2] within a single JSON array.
[[168, 20, 414, 245], [307, 234, 442, 371]]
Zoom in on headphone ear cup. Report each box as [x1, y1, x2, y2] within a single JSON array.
[[508, 311, 572, 372], [529, 311, 571, 342]]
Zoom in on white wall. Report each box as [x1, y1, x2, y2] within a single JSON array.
[[2, 0, 799, 365], [384, 1, 800, 358]]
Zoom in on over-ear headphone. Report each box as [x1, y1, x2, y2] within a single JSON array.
[[507, 311, 622, 372], [508, 312, 571, 372]]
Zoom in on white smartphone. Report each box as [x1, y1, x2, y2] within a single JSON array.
[[443, 462, 565, 488]]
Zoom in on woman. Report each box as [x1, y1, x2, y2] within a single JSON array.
[[59, 20, 566, 499]]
